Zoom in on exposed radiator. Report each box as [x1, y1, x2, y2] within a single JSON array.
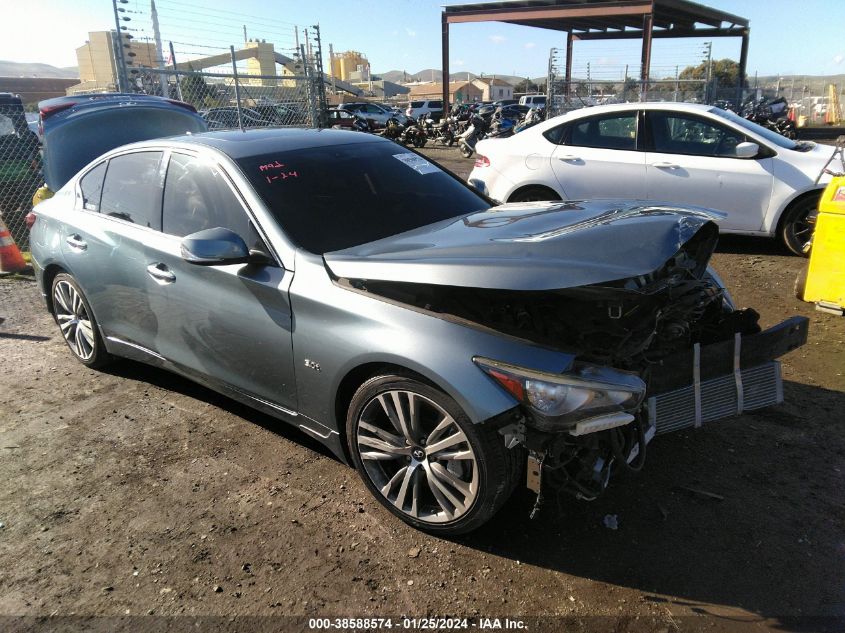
[[648, 361, 783, 435]]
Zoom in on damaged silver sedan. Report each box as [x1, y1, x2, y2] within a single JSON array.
[[30, 129, 808, 534]]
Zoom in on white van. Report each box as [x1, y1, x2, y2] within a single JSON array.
[[518, 95, 546, 109]]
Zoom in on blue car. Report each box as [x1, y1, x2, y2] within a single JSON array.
[[38, 93, 207, 193], [29, 128, 808, 534]]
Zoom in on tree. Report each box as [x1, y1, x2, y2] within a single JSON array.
[[515, 78, 538, 93], [679, 58, 744, 87], [179, 66, 212, 108]]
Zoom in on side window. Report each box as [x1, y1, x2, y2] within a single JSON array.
[[99, 152, 164, 229], [79, 162, 107, 212], [162, 153, 251, 241], [649, 112, 745, 157], [430, 101, 442, 109], [543, 124, 568, 145], [569, 114, 637, 150]]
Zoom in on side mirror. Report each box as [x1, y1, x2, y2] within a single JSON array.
[[181, 227, 249, 266], [735, 141, 760, 159]]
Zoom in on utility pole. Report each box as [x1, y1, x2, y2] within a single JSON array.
[[150, 0, 169, 98], [703, 41, 712, 103], [311, 24, 328, 125], [169, 42, 183, 101], [328, 43, 336, 95], [243, 25, 247, 43], [111, 0, 129, 92], [674, 65, 679, 101]]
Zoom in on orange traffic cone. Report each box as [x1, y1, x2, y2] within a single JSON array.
[[0, 217, 28, 274]]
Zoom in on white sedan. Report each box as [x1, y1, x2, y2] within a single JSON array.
[[468, 103, 834, 255]]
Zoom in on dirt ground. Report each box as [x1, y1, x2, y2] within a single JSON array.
[[1, 146, 844, 632]]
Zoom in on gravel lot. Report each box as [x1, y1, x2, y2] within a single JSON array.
[[1, 146, 843, 631]]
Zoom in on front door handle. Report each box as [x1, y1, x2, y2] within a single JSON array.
[[651, 161, 680, 169], [146, 263, 176, 284], [558, 154, 580, 161], [65, 234, 87, 251]]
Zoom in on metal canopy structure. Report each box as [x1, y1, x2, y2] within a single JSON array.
[[441, 0, 749, 105]]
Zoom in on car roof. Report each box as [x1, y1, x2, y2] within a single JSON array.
[[565, 102, 713, 116], [121, 127, 385, 159], [0, 92, 24, 106]]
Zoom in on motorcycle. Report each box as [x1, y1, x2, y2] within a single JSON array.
[[399, 116, 428, 148], [513, 107, 544, 134], [741, 96, 797, 140], [427, 116, 458, 146], [457, 113, 489, 158], [352, 114, 373, 133]]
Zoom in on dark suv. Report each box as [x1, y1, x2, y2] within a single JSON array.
[[0, 93, 41, 240]]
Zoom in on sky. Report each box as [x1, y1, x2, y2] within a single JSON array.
[[2, 0, 844, 79]]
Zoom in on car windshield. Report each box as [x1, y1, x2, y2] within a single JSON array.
[[709, 107, 798, 150], [236, 140, 490, 253]]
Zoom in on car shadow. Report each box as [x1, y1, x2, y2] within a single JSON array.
[[101, 358, 338, 462], [456, 380, 845, 628], [716, 234, 794, 256]]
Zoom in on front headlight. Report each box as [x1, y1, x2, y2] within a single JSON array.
[[474, 356, 645, 430]]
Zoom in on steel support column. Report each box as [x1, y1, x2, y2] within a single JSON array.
[[441, 13, 450, 111], [565, 31, 574, 104], [640, 13, 653, 101], [737, 29, 750, 105]]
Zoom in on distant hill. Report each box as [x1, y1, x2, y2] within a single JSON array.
[[0, 60, 79, 79]]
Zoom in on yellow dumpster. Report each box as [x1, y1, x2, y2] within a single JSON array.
[[799, 175, 845, 315]]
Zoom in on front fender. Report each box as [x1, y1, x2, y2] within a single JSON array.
[[288, 252, 576, 432]]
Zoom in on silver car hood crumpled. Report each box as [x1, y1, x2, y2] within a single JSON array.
[[324, 200, 725, 291]]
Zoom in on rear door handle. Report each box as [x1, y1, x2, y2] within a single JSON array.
[[65, 234, 87, 251], [651, 161, 680, 169], [146, 263, 176, 284]]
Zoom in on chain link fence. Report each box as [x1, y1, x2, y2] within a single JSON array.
[[0, 98, 40, 252], [0, 64, 326, 252], [133, 67, 324, 129], [547, 78, 708, 117]]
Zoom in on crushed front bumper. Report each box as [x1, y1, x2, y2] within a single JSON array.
[[645, 317, 809, 434]]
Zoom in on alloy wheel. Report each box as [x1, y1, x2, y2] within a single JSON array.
[[53, 280, 96, 361], [785, 204, 817, 255], [355, 390, 479, 524]]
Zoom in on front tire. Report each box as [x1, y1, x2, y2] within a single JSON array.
[[508, 186, 562, 203], [346, 374, 520, 535], [458, 143, 473, 158], [781, 197, 818, 256], [51, 273, 112, 368]]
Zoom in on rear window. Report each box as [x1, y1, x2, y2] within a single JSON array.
[[429, 101, 442, 109], [236, 141, 489, 254]]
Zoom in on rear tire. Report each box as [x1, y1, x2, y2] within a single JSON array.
[[508, 186, 562, 203], [346, 374, 521, 535], [459, 144, 473, 159], [51, 273, 113, 368], [780, 197, 818, 256]]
